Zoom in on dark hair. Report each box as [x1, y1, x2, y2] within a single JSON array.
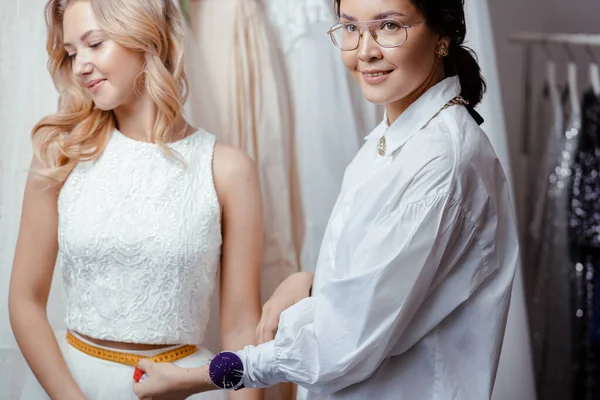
[[334, 0, 486, 107]]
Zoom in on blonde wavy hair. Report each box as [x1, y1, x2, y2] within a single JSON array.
[[35, 0, 188, 183]]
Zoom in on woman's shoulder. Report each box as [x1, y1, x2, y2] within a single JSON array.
[[438, 105, 490, 148], [405, 105, 493, 168], [397, 106, 501, 203], [212, 141, 256, 175], [212, 141, 259, 200], [399, 117, 458, 179]]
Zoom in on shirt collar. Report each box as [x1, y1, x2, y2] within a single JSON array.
[[365, 76, 461, 156]]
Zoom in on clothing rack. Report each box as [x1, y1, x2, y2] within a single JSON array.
[[510, 32, 600, 154], [511, 32, 600, 400], [509, 32, 600, 47]]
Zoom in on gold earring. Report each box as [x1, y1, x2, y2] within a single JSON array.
[[436, 43, 449, 58]]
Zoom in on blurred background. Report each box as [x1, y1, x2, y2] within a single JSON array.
[[1, 0, 599, 399]]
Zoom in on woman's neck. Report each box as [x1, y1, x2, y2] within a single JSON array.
[[385, 64, 446, 125], [112, 93, 188, 143]]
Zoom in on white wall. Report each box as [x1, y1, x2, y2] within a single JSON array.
[[488, 0, 545, 230], [464, 3, 540, 400], [544, 0, 600, 31]]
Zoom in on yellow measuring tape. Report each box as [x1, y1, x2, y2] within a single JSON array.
[[66, 331, 197, 367]]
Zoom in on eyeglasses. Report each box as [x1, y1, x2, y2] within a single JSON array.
[[328, 19, 426, 51]]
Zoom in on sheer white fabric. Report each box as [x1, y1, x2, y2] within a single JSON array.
[[185, 3, 302, 399], [262, 0, 333, 54], [262, 0, 383, 271], [188, 0, 300, 297]]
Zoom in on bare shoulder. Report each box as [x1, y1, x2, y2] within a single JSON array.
[[212, 142, 258, 183], [212, 142, 260, 201]]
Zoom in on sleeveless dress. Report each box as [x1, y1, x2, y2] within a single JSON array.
[[20, 129, 227, 400]]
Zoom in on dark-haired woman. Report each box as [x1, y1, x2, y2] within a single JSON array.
[[134, 1, 519, 399]]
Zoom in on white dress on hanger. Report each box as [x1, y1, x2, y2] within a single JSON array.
[[187, 2, 300, 399], [262, 0, 383, 272], [188, 0, 300, 298]]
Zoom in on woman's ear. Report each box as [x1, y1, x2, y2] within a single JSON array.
[[437, 35, 451, 49]]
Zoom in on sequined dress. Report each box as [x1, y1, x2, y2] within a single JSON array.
[[569, 90, 600, 400], [528, 79, 580, 400]]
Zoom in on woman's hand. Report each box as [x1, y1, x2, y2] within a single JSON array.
[[256, 271, 314, 344], [133, 360, 213, 400]]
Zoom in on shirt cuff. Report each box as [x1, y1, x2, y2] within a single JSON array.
[[237, 340, 283, 389]]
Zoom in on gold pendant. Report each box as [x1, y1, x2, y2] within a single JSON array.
[[378, 135, 386, 156]]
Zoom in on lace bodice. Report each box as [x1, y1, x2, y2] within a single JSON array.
[[57, 129, 222, 345]]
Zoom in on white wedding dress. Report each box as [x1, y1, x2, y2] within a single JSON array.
[[1, 2, 228, 400], [19, 127, 227, 400], [261, 0, 383, 272]]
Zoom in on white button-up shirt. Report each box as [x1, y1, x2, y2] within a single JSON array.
[[238, 76, 519, 399]]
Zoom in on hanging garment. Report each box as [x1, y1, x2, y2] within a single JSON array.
[[261, 0, 383, 271], [527, 62, 579, 400], [524, 62, 564, 340], [187, 2, 300, 399], [527, 62, 565, 275], [570, 90, 600, 400], [571, 91, 600, 250], [188, 0, 300, 302]]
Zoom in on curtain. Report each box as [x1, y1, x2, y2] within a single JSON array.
[[0, 2, 67, 399]]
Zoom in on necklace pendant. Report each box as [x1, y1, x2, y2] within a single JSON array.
[[378, 136, 386, 156]]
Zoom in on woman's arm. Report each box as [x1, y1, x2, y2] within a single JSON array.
[[213, 143, 264, 400], [8, 157, 86, 400], [133, 143, 265, 400], [134, 195, 478, 399], [256, 271, 314, 344], [239, 195, 474, 394]]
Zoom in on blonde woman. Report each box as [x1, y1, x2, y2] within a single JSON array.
[[8, 1, 263, 399]]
